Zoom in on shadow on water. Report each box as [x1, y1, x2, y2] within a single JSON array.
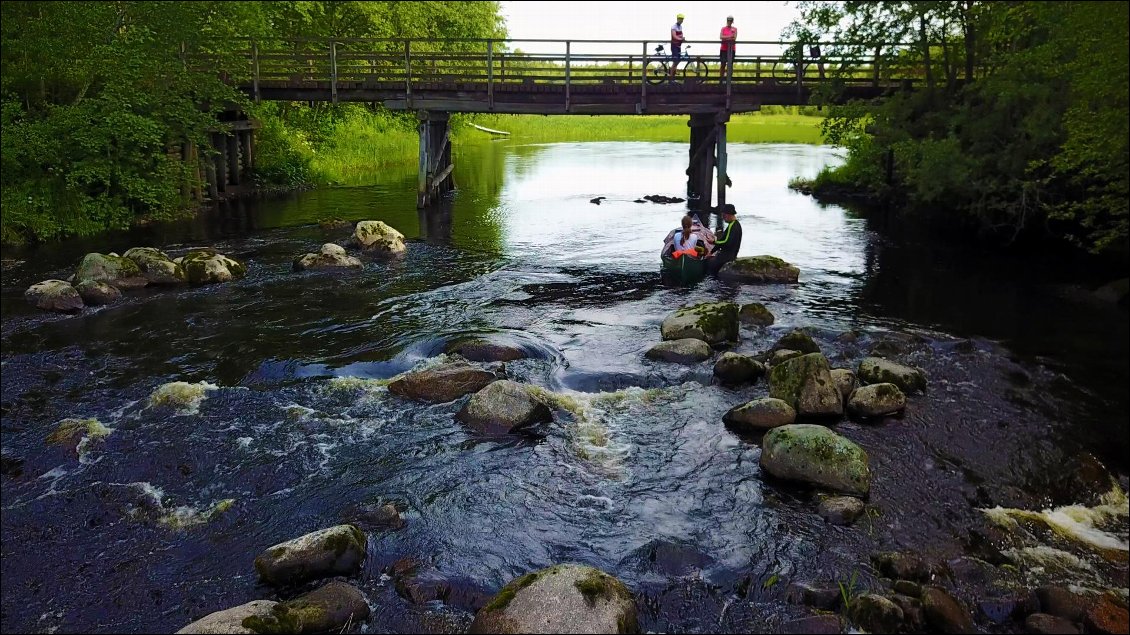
[[1, 141, 1127, 634]]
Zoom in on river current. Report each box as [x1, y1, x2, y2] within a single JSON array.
[[1, 141, 1127, 633]]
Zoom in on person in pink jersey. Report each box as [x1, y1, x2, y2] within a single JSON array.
[[719, 15, 737, 80]]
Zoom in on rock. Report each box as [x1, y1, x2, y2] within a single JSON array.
[[319, 218, 352, 230], [124, 247, 186, 284], [253, 524, 367, 586], [24, 280, 84, 313], [73, 252, 148, 289], [469, 564, 637, 634], [718, 255, 800, 284], [979, 593, 1038, 624], [739, 303, 775, 326], [830, 369, 856, 403], [353, 220, 406, 255], [713, 352, 764, 384], [242, 581, 370, 634], [1, 453, 23, 477], [176, 600, 279, 634], [1025, 613, 1080, 634], [892, 580, 922, 598], [74, 279, 122, 306], [768, 349, 804, 366], [857, 357, 927, 394], [723, 398, 796, 432], [922, 586, 973, 633], [645, 338, 713, 364], [342, 503, 404, 532], [395, 565, 452, 605], [1093, 278, 1129, 305], [293, 243, 363, 271], [784, 582, 841, 610], [760, 424, 870, 496], [387, 361, 496, 403], [621, 539, 714, 577], [456, 380, 552, 434], [660, 302, 739, 345], [1085, 594, 1130, 635], [772, 329, 821, 354], [872, 552, 932, 583], [849, 594, 904, 634], [181, 249, 247, 285], [891, 594, 927, 631], [447, 339, 528, 362], [1036, 586, 1087, 622], [846, 383, 907, 418], [817, 496, 864, 525], [768, 353, 843, 417], [780, 614, 841, 634]]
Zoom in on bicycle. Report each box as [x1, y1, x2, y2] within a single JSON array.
[[645, 44, 709, 85]]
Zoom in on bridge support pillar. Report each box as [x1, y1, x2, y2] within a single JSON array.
[[417, 111, 454, 208], [687, 114, 717, 211]]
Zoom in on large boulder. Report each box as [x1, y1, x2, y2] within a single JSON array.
[[124, 247, 186, 285], [25, 280, 84, 313], [645, 338, 713, 364], [73, 252, 148, 289], [847, 383, 907, 418], [772, 329, 821, 354], [760, 424, 871, 496], [293, 243, 363, 271], [253, 524, 367, 587], [850, 594, 905, 634], [830, 369, 856, 403], [718, 255, 800, 284], [240, 582, 371, 634], [75, 280, 122, 306], [470, 564, 637, 634], [723, 398, 796, 432], [176, 600, 279, 634], [921, 586, 973, 634], [739, 303, 775, 326], [768, 353, 843, 417], [181, 249, 247, 285], [660, 302, 739, 345], [767, 349, 804, 367], [388, 361, 496, 403], [353, 220, 406, 255], [713, 352, 764, 384], [456, 380, 552, 434], [858, 357, 927, 394]]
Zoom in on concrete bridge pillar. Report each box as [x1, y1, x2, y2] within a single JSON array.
[[417, 111, 454, 208]]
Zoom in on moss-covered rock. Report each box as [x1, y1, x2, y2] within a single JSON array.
[[849, 594, 905, 633], [768, 353, 843, 417], [718, 255, 800, 284], [75, 279, 122, 306], [645, 338, 713, 364], [772, 329, 821, 355], [470, 564, 637, 634], [387, 360, 496, 403], [767, 349, 804, 367], [73, 252, 148, 290], [660, 302, 739, 345], [292, 243, 362, 272], [830, 369, 857, 403], [353, 220, 406, 255], [176, 600, 279, 634], [182, 249, 247, 285], [253, 525, 367, 587], [456, 380, 553, 434], [124, 247, 187, 285], [25, 279, 84, 313], [858, 357, 927, 394], [723, 397, 796, 432], [713, 352, 764, 384], [739, 303, 775, 326], [760, 424, 871, 496], [242, 581, 370, 634], [847, 382, 907, 418]]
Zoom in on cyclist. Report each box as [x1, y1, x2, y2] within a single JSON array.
[[720, 15, 737, 80], [670, 13, 685, 82]]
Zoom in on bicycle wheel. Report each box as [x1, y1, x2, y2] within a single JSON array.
[[683, 58, 709, 84], [645, 60, 668, 85]]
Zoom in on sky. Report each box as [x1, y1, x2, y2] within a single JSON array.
[[498, 1, 802, 55]]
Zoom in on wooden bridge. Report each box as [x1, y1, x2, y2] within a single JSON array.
[[191, 38, 927, 208]]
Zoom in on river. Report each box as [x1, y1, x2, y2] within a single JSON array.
[[1, 141, 1127, 633]]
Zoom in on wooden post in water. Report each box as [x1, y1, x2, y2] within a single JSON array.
[[226, 132, 240, 186], [686, 113, 716, 211], [417, 111, 454, 208], [240, 129, 253, 180], [213, 133, 228, 193], [715, 113, 728, 210]]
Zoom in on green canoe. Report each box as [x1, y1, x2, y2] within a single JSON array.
[[661, 252, 707, 283]]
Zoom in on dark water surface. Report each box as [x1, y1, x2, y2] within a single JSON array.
[[2, 142, 1127, 634]]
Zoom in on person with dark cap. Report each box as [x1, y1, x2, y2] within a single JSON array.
[[707, 204, 742, 274]]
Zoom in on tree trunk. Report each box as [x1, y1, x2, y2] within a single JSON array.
[[919, 14, 935, 93], [962, 0, 975, 82]]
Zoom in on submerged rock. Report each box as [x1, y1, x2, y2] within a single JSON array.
[[342, 502, 405, 532], [387, 361, 496, 403], [124, 247, 186, 285], [25, 280, 84, 313], [847, 382, 907, 418], [817, 495, 864, 525], [253, 524, 367, 586], [760, 424, 870, 496], [73, 252, 148, 290], [738, 303, 775, 326], [293, 243, 363, 271], [780, 614, 841, 634], [713, 352, 764, 384], [768, 353, 843, 417], [772, 329, 821, 354], [456, 380, 552, 434], [181, 249, 247, 285], [718, 255, 800, 284], [784, 582, 841, 610], [148, 381, 218, 414], [660, 302, 739, 345], [723, 398, 796, 432], [858, 357, 927, 394], [447, 339, 528, 362], [645, 338, 713, 364], [176, 600, 278, 634], [470, 563, 637, 634], [242, 581, 371, 634], [75, 279, 122, 306], [353, 220, 406, 255], [872, 551, 933, 583]]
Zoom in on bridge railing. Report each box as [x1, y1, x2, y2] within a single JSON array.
[[185, 38, 930, 103]]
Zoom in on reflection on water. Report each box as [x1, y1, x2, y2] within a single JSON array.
[[1, 141, 1126, 634]]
